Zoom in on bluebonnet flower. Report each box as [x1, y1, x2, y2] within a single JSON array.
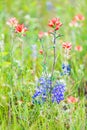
[[62, 63, 71, 75], [32, 76, 66, 104], [32, 77, 52, 103], [52, 82, 66, 103], [46, 1, 53, 11]]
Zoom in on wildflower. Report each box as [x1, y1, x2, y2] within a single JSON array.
[[32, 77, 52, 103], [69, 19, 78, 27], [67, 96, 78, 103], [15, 24, 27, 33], [38, 31, 44, 39], [48, 18, 62, 31], [74, 14, 85, 21], [32, 77, 66, 104], [62, 63, 71, 75], [38, 32, 48, 39], [62, 42, 72, 50], [52, 82, 66, 103], [7, 17, 18, 27], [69, 14, 85, 27], [39, 50, 43, 54], [75, 45, 83, 52]]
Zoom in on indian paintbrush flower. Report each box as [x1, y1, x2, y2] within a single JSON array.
[[69, 14, 85, 27], [7, 17, 18, 27], [48, 17, 62, 31], [39, 50, 43, 54], [75, 45, 83, 52], [15, 24, 27, 33], [67, 96, 78, 103], [38, 31, 44, 39], [74, 14, 85, 21], [62, 42, 72, 50]]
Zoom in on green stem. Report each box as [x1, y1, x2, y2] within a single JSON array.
[[40, 39, 47, 77], [21, 39, 24, 86], [8, 29, 14, 124], [51, 31, 56, 79]]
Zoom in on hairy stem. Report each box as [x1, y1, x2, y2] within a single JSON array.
[[51, 31, 56, 79], [21, 39, 24, 86]]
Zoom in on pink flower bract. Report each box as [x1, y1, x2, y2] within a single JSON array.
[[39, 50, 43, 54], [75, 14, 85, 21], [69, 14, 85, 27], [75, 45, 83, 52], [48, 18, 62, 31], [67, 96, 78, 103], [7, 17, 18, 27], [38, 32, 44, 39], [62, 42, 72, 50], [15, 24, 27, 33]]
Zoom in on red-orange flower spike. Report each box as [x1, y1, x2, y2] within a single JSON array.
[[48, 18, 62, 31], [7, 17, 18, 27], [75, 45, 83, 52], [67, 96, 78, 103], [69, 19, 78, 27], [74, 14, 85, 21], [39, 50, 43, 54], [62, 42, 72, 50], [15, 24, 27, 33], [38, 32, 44, 39]]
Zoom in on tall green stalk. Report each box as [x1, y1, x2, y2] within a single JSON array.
[[51, 30, 56, 79]]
